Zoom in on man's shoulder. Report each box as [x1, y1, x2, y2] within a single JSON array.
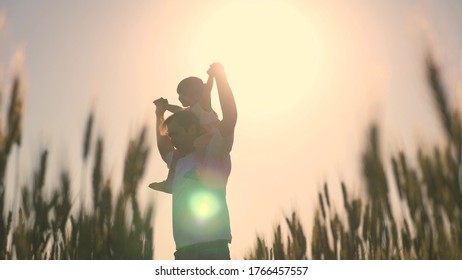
[[206, 128, 234, 155]]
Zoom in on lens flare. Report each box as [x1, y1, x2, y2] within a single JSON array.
[[189, 190, 221, 223]]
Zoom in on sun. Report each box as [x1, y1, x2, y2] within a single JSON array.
[[191, 0, 324, 117]]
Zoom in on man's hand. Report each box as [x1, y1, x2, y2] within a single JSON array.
[[207, 62, 225, 78], [153, 98, 168, 116]]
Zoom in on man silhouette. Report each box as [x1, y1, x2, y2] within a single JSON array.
[[152, 63, 237, 260]]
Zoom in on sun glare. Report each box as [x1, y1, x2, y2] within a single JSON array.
[[192, 0, 324, 117], [189, 190, 221, 223]]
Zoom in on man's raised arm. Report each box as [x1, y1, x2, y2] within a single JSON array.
[[208, 63, 237, 136], [153, 98, 174, 161]]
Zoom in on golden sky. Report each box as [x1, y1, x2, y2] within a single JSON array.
[[1, 0, 461, 259]]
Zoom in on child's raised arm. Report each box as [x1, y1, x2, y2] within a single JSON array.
[[166, 103, 183, 113], [199, 72, 214, 112]]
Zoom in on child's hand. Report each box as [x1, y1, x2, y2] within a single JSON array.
[[207, 63, 225, 77], [153, 97, 168, 115]]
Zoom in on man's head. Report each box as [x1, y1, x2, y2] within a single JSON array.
[[177, 76, 205, 107], [164, 110, 201, 154]]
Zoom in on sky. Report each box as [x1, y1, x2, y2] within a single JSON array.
[[0, 0, 461, 259]]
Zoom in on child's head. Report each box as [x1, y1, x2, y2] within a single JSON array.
[[177, 76, 205, 107]]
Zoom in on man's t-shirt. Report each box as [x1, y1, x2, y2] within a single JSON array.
[[165, 128, 233, 249]]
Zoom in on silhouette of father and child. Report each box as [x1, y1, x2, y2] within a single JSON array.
[[149, 63, 237, 260]]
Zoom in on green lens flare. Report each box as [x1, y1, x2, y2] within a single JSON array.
[[189, 190, 221, 222]]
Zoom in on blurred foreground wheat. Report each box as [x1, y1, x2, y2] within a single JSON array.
[[247, 55, 462, 260], [0, 74, 153, 259]]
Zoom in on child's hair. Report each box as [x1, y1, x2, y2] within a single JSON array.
[[177, 76, 205, 97]]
